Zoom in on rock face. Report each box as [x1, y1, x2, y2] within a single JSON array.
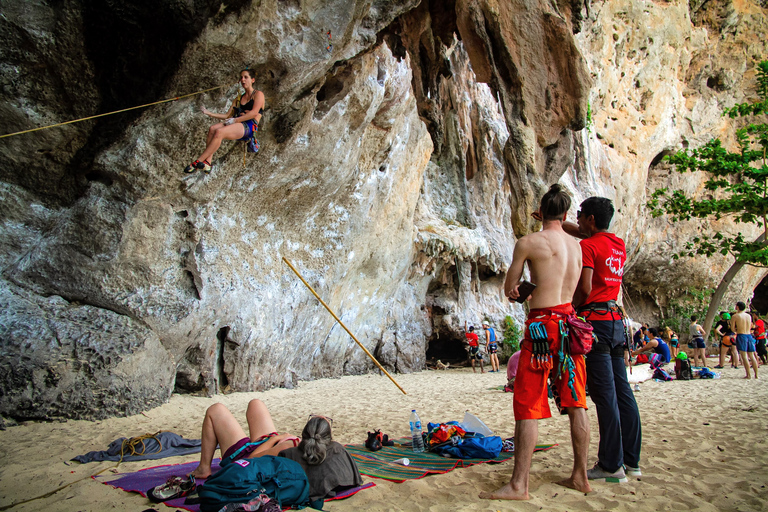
[[0, 0, 765, 419]]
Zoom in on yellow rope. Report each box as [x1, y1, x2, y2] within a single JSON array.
[[0, 431, 166, 511], [0, 86, 227, 139]]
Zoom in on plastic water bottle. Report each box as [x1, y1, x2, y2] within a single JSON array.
[[409, 410, 425, 453]]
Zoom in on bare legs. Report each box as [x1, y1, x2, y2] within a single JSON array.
[[740, 350, 759, 379], [490, 353, 500, 372], [479, 419, 537, 500], [190, 399, 277, 479], [196, 123, 246, 164], [556, 408, 592, 493], [480, 409, 591, 501], [694, 347, 707, 368]]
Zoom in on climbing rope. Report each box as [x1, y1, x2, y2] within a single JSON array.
[[0, 86, 227, 140], [0, 431, 166, 511]]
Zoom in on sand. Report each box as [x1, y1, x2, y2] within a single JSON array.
[[1, 359, 768, 512]]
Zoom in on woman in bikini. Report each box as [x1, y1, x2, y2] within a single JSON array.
[[184, 68, 264, 173], [190, 399, 300, 480]]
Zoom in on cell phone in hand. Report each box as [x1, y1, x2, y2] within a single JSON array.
[[513, 280, 537, 303]]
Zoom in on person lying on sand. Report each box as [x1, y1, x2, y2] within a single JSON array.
[[189, 400, 362, 503]]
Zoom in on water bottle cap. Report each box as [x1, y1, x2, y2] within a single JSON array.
[[412, 409, 416, 412]]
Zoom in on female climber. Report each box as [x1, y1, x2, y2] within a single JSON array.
[[184, 68, 264, 173]]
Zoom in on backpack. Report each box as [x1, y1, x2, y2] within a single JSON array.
[[653, 367, 672, 381], [198, 455, 310, 512], [675, 358, 692, 380]]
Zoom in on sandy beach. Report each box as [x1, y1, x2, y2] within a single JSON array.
[[1, 360, 767, 512]]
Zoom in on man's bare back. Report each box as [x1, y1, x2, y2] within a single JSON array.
[[732, 311, 752, 335], [505, 221, 582, 309]]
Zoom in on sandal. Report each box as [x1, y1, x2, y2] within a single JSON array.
[[147, 474, 196, 502]]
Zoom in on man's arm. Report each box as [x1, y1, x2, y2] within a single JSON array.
[[562, 220, 586, 239], [504, 238, 530, 301], [631, 339, 657, 356], [572, 267, 593, 308]]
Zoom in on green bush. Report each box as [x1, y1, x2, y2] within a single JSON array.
[[501, 315, 522, 361]]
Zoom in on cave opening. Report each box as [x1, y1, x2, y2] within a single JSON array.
[[216, 327, 230, 392], [426, 334, 468, 363], [751, 274, 768, 315]]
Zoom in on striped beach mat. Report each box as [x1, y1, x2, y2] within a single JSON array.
[[344, 440, 556, 482]]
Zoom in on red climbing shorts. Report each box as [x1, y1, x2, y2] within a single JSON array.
[[512, 303, 587, 421]]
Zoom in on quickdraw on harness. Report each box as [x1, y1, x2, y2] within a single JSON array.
[[527, 322, 553, 371], [557, 320, 579, 402], [326, 30, 333, 54]]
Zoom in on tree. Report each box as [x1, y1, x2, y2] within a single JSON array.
[[648, 60, 768, 338]]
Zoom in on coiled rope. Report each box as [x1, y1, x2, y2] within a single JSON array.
[[0, 85, 226, 140], [0, 431, 166, 511]]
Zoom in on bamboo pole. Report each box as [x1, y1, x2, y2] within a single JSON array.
[[282, 257, 407, 395]]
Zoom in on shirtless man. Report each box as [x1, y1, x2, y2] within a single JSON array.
[[480, 184, 591, 501], [731, 301, 759, 379]]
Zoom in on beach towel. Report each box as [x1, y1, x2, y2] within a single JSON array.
[[73, 432, 201, 463], [344, 439, 556, 482], [96, 459, 374, 511]]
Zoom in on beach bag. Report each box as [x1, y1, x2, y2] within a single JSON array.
[[675, 359, 692, 380], [198, 455, 310, 512], [566, 315, 594, 355], [433, 435, 502, 459]]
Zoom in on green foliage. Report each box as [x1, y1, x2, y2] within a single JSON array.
[[648, 60, 768, 266], [660, 287, 714, 334], [585, 101, 593, 133], [502, 315, 522, 353]]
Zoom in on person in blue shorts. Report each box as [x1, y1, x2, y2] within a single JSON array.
[[730, 301, 759, 379], [483, 321, 500, 373]]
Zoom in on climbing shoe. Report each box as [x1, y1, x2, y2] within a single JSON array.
[[184, 161, 200, 173], [196, 160, 212, 173], [147, 475, 196, 502]]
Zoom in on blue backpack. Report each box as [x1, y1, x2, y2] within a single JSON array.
[[198, 455, 311, 512]]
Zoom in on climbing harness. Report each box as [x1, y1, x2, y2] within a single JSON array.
[[326, 30, 333, 54], [0, 86, 226, 139]]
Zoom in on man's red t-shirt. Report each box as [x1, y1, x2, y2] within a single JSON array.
[[755, 319, 766, 340], [466, 332, 479, 347], [580, 232, 626, 320]]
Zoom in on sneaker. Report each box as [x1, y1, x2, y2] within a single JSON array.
[[624, 465, 642, 477], [196, 160, 212, 173], [714, 365, 724, 369], [147, 475, 196, 502], [184, 161, 199, 173], [587, 463, 628, 483]]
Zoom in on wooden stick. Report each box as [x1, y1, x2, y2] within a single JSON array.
[[282, 257, 407, 395]]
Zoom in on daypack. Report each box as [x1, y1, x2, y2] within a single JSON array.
[[433, 435, 503, 459], [653, 367, 672, 381], [198, 455, 311, 512], [675, 359, 692, 380]]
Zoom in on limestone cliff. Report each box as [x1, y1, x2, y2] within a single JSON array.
[[0, 0, 765, 419]]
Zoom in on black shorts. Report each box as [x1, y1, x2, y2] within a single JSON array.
[[488, 343, 498, 354], [469, 346, 482, 360]]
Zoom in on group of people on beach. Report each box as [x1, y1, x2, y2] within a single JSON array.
[[631, 304, 767, 380], [462, 321, 501, 373]]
